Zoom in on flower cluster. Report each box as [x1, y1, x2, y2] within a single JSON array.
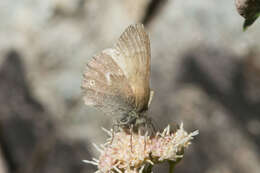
[[84, 123, 198, 173]]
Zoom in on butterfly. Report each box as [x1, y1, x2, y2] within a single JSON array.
[[81, 24, 154, 132]]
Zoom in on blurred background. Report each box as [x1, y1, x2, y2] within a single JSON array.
[[0, 0, 260, 173]]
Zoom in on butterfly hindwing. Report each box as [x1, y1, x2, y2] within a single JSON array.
[[82, 24, 151, 115]]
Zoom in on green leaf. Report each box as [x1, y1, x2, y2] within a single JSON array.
[[243, 12, 260, 31]]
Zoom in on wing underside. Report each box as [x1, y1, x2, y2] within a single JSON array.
[[114, 24, 151, 111], [82, 24, 151, 115], [82, 49, 135, 115]]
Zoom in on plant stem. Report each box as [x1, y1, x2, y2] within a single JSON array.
[[168, 156, 182, 173], [143, 163, 153, 173], [168, 161, 176, 173]]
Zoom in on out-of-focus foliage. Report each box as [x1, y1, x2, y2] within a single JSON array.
[[235, 0, 260, 30]]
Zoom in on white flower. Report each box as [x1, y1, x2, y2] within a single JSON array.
[[83, 123, 199, 173]]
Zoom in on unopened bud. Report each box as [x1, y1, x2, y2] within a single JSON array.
[[235, 0, 260, 30]]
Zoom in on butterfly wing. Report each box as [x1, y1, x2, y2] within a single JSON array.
[[114, 24, 151, 112], [82, 24, 151, 115], [82, 49, 136, 115]]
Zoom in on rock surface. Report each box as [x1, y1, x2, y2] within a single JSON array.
[[0, 51, 94, 173], [0, 147, 8, 173]]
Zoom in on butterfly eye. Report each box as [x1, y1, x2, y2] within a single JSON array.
[[120, 115, 130, 124]]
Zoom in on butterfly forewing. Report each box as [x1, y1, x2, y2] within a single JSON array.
[[82, 49, 135, 115], [114, 24, 151, 112], [82, 24, 151, 116]]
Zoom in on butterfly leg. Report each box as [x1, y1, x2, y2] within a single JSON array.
[[147, 117, 157, 136], [110, 126, 115, 145], [110, 123, 119, 145], [144, 131, 147, 152], [130, 124, 133, 153]]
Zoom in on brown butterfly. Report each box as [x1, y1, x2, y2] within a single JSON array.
[[81, 24, 154, 132]]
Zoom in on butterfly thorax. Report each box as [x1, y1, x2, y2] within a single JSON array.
[[118, 110, 152, 133]]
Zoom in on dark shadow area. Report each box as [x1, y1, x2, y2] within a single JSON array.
[[142, 0, 167, 25], [180, 47, 260, 149], [0, 50, 94, 173], [0, 50, 44, 172]]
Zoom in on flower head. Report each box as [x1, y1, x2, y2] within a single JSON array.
[[84, 123, 198, 173]]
